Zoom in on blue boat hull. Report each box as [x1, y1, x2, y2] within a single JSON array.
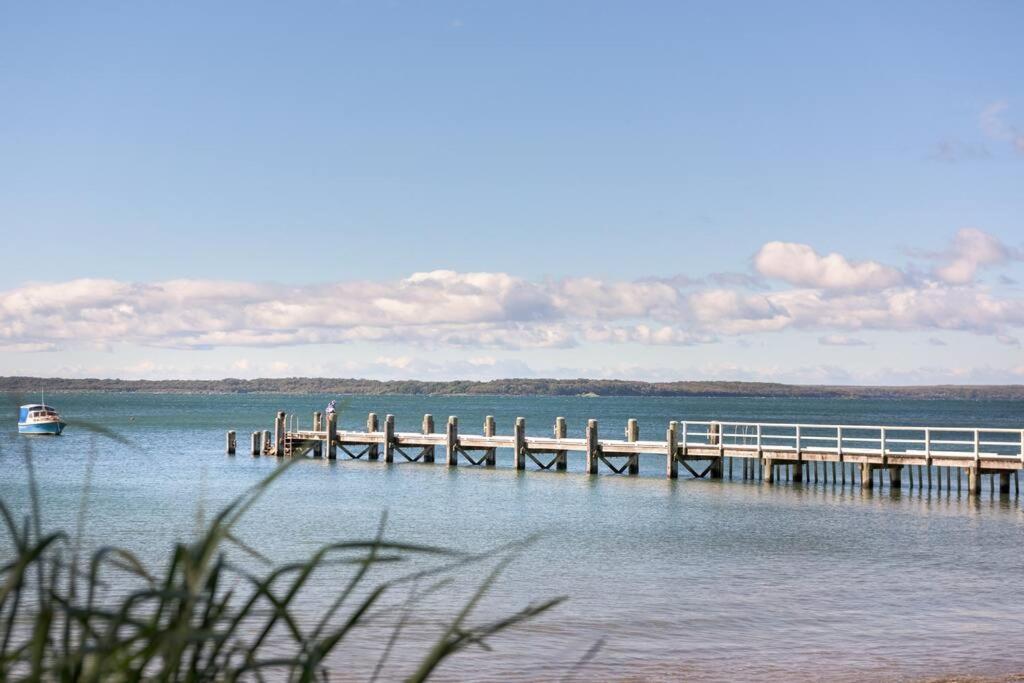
[[18, 421, 66, 435]]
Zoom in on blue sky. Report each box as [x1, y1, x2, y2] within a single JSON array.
[[1, 1, 1022, 383]]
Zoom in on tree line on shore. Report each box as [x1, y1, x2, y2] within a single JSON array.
[[1, 376, 1022, 399]]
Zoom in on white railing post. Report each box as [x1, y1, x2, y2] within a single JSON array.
[[756, 424, 762, 453], [795, 424, 801, 452], [925, 428, 931, 458], [1020, 430, 1024, 464], [837, 426, 843, 457], [880, 427, 886, 455], [974, 429, 980, 463], [681, 421, 688, 447]]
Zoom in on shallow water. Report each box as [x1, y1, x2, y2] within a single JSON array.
[[2, 393, 1023, 681]]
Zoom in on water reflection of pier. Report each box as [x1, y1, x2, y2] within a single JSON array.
[[225, 413, 1024, 496]]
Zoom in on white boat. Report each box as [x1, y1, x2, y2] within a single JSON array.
[[18, 403, 67, 435]]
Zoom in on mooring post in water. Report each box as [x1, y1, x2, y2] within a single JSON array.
[[273, 412, 286, 457], [666, 421, 678, 479], [226, 430, 236, 455], [860, 463, 873, 490], [555, 417, 568, 470], [626, 419, 640, 475], [383, 414, 395, 463], [366, 413, 379, 460], [446, 416, 459, 467], [262, 430, 271, 455], [422, 414, 435, 463], [485, 415, 497, 466], [312, 412, 323, 457], [325, 410, 337, 459], [1000, 471, 1011, 494], [514, 417, 526, 470], [250, 431, 261, 456]]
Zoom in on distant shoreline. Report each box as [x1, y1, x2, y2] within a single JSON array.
[[2, 376, 1023, 400]]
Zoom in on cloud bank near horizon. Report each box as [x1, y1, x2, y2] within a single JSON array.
[[1, 230, 1022, 358]]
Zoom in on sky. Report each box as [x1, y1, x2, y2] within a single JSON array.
[[1, 1, 1023, 384]]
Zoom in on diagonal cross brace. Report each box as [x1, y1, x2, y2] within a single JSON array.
[[339, 445, 370, 460], [527, 452, 560, 470], [598, 454, 634, 475], [680, 459, 717, 479]]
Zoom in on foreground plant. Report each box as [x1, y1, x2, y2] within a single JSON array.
[[0, 432, 564, 681]]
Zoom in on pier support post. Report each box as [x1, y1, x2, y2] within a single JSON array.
[[586, 419, 599, 475], [666, 421, 678, 479], [250, 431, 261, 456], [555, 417, 568, 470], [626, 419, 640, 475], [485, 415, 497, 466], [1000, 471, 1011, 494], [422, 414, 435, 463], [226, 430, 236, 455], [514, 417, 526, 470], [861, 463, 873, 490], [446, 416, 459, 467], [764, 458, 775, 483], [325, 410, 337, 459], [889, 466, 902, 490], [383, 414, 395, 463], [262, 430, 271, 455], [312, 412, 323, 457], [367, 413, 380, 460], [274, 412, 286, 457], [968, 466, 980, 495]]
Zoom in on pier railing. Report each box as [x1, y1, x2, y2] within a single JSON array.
[[683, 421, 1024, 461]]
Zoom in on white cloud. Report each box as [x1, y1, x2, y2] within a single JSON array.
[[818, 335, 868, 347], [980, 100, 1024, 153], [932, 228, 1019, 284], [1, 231, 1022, 355], [754, 242, 904, 291]]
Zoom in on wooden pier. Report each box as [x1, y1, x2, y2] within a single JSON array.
[[232, 412, 1024, 497]]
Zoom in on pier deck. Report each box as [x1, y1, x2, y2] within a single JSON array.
[[225, 412, 1024, 496]]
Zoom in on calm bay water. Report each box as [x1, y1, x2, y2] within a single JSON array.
[[2, 393, 1024, 681]]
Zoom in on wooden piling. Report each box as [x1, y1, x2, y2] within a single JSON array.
[[312, 412, 323, 457], [626, 419, 640, 475], [889, 466, 901, 490], [422, 414, 435, 463], [325, 410, 337, 459], [262, 430, 271, 455], [485, 415, 497, 466], [555, 417, 568, 470], [1000, 471, 1011, 494], [791, 461, 803, 483], [250, 431, 261, 456], [226, 430, 236, 455], [586, 419, 599, 475], [861, 463, 873, 490], [446, 416, 459, 467], [367, 413, 380, 461], [666, 421, 678, 479], [968, 466, 980, 495], [764, 457, 775, 483], [273, 412, 285, 457], [514, 417, 526, 470], [383, 414, 395, 463]]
